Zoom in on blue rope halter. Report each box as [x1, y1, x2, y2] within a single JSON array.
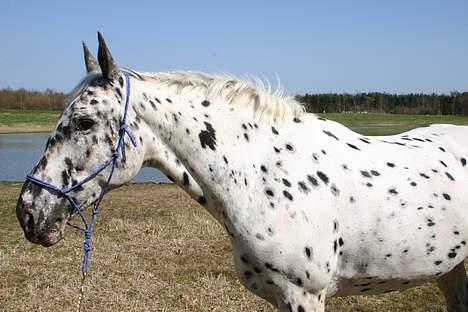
[[26, 72, 137, 273]]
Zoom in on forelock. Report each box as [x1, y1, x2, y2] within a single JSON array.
[[65, 73, 102, 108]]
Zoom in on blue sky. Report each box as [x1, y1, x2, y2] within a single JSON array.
[[1, 0, 468, 94]]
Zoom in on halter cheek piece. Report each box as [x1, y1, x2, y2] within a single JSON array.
[[25, 72, 137, 273]]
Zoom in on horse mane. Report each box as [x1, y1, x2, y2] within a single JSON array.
[[123, 69, 306, 121], [69, 69, 306, 121]]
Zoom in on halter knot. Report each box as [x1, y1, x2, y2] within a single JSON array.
[[119, 124, 137, 148]]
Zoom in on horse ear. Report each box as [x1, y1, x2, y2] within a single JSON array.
[[97, 32, 119, 81], [82, 41, 99, 73]]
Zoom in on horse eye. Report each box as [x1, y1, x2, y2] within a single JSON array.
[[75, 118, 95, 131]]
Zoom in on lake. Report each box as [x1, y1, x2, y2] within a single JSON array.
[[0, 133, 171, 183], [0, 125, 404, 182]]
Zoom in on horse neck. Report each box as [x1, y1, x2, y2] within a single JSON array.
[[131, 78, 276, 217]]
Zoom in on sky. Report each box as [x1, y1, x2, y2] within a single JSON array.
[[1, 0, 468, 95]]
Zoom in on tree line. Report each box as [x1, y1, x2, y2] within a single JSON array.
[[296, 92, 468, 115], [1, 87, 468, 115], [0, 88, 66, 110]]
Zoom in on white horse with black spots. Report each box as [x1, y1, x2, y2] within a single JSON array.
[[17, 33, 468, 311]]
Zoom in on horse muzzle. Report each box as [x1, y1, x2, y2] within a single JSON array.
[[16, 190, 66, 247]]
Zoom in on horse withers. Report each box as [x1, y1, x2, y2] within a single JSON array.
[[17, 33, 468, 311]]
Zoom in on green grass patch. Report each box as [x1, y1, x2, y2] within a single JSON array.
[[316, 113, 468, 136], [318, 112, 468, 127], [0, 109, 60, 127]]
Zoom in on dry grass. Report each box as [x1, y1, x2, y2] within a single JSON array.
[[0, 182, 449, 311]]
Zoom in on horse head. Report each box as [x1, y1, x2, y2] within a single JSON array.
[[16, 33, 147, 246]]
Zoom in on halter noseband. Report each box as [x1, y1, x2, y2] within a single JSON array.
[[25, 72, 137, 273]]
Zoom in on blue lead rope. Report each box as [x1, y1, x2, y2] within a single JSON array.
[[26, 72, 136, 273]]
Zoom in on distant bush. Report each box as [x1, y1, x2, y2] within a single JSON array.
[[0, 88, 65, 110]]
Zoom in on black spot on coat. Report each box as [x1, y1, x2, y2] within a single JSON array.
[[347, 143, 361, 150], [298, 181, 309, 193], [64, 157, 73, 169], [448, 252, 457, 259], [198, 122, 217, 151], [307, 175, 319, 187], [420, 173, 430, 179], [182, 172, 189, 186], [283, 190, 293, 201], [445, 172, 455, 181], [317, 171, 329, 184], [323, 130, 339, 141], [361, 170, 371, 178]]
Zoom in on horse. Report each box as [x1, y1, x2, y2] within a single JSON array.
[[16, 33, 468, 312]]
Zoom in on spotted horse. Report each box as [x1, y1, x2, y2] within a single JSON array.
[[16, 33, 468, 312]]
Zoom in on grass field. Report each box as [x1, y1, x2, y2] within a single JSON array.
[[0, 109, 61, 133], [0, 182, 450, 311], [318, 112, 468, 127], [318, 113, 468, 136]]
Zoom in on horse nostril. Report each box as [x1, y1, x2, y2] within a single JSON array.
[[24, 211, 35, 233], [54, 217, 64, 228]]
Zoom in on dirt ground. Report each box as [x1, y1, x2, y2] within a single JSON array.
[[1, 183, 448, 311]]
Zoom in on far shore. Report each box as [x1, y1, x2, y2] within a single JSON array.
[[0, 125, 52, 134]]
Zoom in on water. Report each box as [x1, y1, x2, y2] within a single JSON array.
[[0, 125, 407, 182], [0, 133, 171, 183]]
